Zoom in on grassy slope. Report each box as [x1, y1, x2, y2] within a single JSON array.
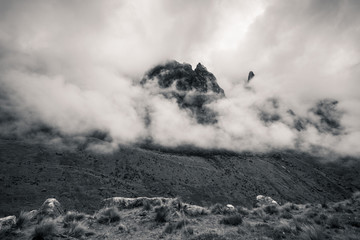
[[0, 139, 359, 217], [1, 195, 360, 240]]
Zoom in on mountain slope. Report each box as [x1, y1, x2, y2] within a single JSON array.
[[0, 139, 359, 217]]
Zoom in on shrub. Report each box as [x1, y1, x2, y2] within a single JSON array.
[[321, 202, 328, 209], [299, 224, 326, 240], [220, 214, 243, 226], [313, 213, 328, 225], [190, 232, 227, 240], [281, 202, 299, 211], [63, 211, 86, 227], [304, 209, 318, 219], [236, 206, 250, 216], [96, 207, 121, 224], [164, 223, 176, 234], [65, 222, 94, 238], [176, 219, 189, 229], [294, 216, 312, 232], [327, 217, 341, 229], [31, 220, 58, 240], [352, 191, 360, 202], [332, 201, 350, 212], [183, 226, 194, 236], [15, 211, 32, 229], [64, 211, 86, 222], [264, 205, 279, 215], [163, 219, 189, 234], [274, 222, 292, 233], [143, 201, 153, 211], [118, 223, 129, 233], [251, 208, 270, 222], [348, 219, 360, 228], [155, 206, 170, 223], [280, 211, 292, 219], [210, 203, 226, 215], [184, 205, 209, 217]]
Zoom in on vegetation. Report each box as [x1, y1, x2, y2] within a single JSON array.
[[96, 207, 121, 224], [31, 220, 58, 240], [0, 192, 359, 239], [155, 205, 171, 223], [219, 215, 243, 226]]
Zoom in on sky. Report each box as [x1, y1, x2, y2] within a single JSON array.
[[0, 0, 359, 156]]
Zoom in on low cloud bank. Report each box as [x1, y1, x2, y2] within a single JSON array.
[[0, 0, 359, 156]]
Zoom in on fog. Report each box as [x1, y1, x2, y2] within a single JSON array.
[[0, 0, 359, 156]]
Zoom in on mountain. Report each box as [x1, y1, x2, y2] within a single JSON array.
[[141, 61, 225, 124], [1, 139, 359, 217]]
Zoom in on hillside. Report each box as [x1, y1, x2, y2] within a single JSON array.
[[1, 139, 359, 217]]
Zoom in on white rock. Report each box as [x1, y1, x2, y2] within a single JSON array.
[[226, 204, 235, 209], [39, 198, 63, 217], [0, 215, 16, 230], [256, 195, 279, 206]]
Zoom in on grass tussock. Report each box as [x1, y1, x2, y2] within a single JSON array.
[[280, 211, 293, 219], [236, 206, 250, 216], [96, 207, 121, 224], [155, 205, 171, 223], [31, 219, 58, 240], [190, 232, 227, 240], [63, 211, 86, 222], [313, 213, 328, 225], [65, 221, 94, 238], [63, 211, 87, 227], [15, 211, 33, 229], [183, 205, 209, 217], [281, 202, 300, 211], [327, 216, 342, 229], [220, 214, 243, 226], [210, 203, 235, 215], [264, 205, 279, 215], [118, 223, 129, 233], [142, 201, 153, 211], [299, 224, 326, 240]]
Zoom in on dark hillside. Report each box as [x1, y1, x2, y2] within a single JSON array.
[[1, 139, 359, 217]]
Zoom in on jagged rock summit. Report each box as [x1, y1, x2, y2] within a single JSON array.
[[248, 71, 255, 82], [141, 60, 225, 124]]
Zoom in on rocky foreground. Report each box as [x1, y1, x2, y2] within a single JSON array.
[[1, 193, 359, 240]]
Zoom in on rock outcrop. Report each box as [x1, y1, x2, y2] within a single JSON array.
[[141, 61, 225, 124], [248, 71, 255, 82], [38, 198, 64, 218], [256, 195, 279, 207], [0, 215, 16, 230]]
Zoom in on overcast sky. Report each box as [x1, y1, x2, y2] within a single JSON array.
[[0, 0, 359, 156]]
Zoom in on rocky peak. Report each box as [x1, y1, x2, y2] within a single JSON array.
[[248, 71, 255, 82], [194, 62, 207, 72], [141, 60, 225, 124]]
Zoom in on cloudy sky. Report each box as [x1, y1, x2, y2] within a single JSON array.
[[0, 0, 359, 156]]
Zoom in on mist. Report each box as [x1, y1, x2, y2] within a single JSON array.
[[0, 0, 359, 156]]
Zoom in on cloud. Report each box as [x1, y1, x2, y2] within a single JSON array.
[[0, 0, 359, 156]]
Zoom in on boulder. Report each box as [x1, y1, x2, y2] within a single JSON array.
[[256, 195, 279, 207], [39, 198, 63, 217], [226, 204, 235, 210], [0, 215, 16, 230]]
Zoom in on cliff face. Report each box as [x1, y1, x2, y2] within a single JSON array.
[[141, 61, 225, 124]]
